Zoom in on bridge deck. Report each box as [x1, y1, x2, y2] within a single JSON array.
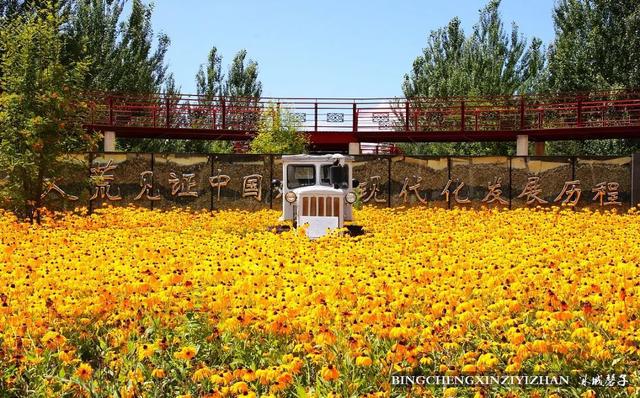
[[82, 91, 640, 149]]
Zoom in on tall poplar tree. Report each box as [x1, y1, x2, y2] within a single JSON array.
[[64, 0, 172, 151], [224, 49, 262, 99], [403, 0, 545, 99], [62, 0, 170, 93], [224, 49, 262, 134], [547, 0, 640, 92], [545, 0, 640, 155], [184, 46, 233, 153], [189, 47, 263, 153], [196, 46, 223, 100], [400, 0, 546, 155]]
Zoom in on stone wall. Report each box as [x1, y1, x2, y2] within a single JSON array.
[[42, 153, 637, 212]]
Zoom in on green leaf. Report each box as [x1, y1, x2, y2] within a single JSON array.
[[98, 338, 108, 352], [295, 383, 308, 398]]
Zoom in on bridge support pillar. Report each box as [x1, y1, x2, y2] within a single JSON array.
[[633, 153, 640, 207], [348, 142, 361, 155], [516, 135, 529, 156], [535, 141, 545, 156], [104, 131, 116, 152]]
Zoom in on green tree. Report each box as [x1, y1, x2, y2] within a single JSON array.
[[3, 0, 169, 93], [402, 17, 468, 99], [403, 1, 545, 98], [111, 0, 168, 93], [400, 0, 546, 155], [106, 0, 170, 151], [0, 4, 95, 220], [544, 0, 640, 155], [224, 49, 262, 134], [0, 0, 22, 17], [196, 46, 223, 100], [249, 103, 308, 154], [164, 72, 182, 127], [547, 0, 640, 92], [1, 0, 71, 20], [186, 46, 233, 153], [117, 73, 189, 152], [0, 0, 36, 18], [1, 0, 72, 91], [62, 0, 169, 93], [62, 0, 124, 90], [67, 0, 172, 152], [187, 47, 263, 154], [224, 49, 262, 99]]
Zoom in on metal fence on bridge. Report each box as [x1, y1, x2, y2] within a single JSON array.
[[82, 91, 640, 143]]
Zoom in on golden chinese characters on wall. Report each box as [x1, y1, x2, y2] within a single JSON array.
[[69, 166, 264, 203], [40, 154, 632, 210], [389, 175, 622, 207]]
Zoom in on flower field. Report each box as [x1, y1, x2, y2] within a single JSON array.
[[0, 206, 639, 397]]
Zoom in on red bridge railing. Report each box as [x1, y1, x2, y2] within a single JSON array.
[[83, 90, 640, 139]]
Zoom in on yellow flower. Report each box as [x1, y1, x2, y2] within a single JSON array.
[[151, 368, 165, 379], [420, 357, 433, 366], [355, 356, 373, 366], [476, 353, 499, 371], [128, 368, 144, 384], [42, 331, 66, 350], [137, 343, 156, 360], [192, 367, 213, 382], [58, 349, 75, 364], [2, 205, 640, 393], [230, 381, 249, 394], [74, 363, 93, 381], [443, 387, 457, 397], [120, 385, 136, 398], [174, 345, 197, 361], [504, 363, 521, 373], [461, 364, 477, 373]]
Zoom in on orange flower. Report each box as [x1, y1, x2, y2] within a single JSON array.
[[320, 364, 340, 381], [276, 372, 293, 387], [288, 358, 304, 374], [241, 369, 257, 382]]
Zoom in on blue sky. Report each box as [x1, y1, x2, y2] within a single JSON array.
[[149, 0, 556, 98]]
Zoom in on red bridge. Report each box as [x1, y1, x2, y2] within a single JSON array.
[[83, 90, 640, 155]]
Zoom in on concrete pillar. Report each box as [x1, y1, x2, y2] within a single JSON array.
[[104, 131, 116, 152], [516, 135, 529, 156], [632, 153, 640, 207], [348, 142, 361, 155], [535, 141, 545, 156]]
